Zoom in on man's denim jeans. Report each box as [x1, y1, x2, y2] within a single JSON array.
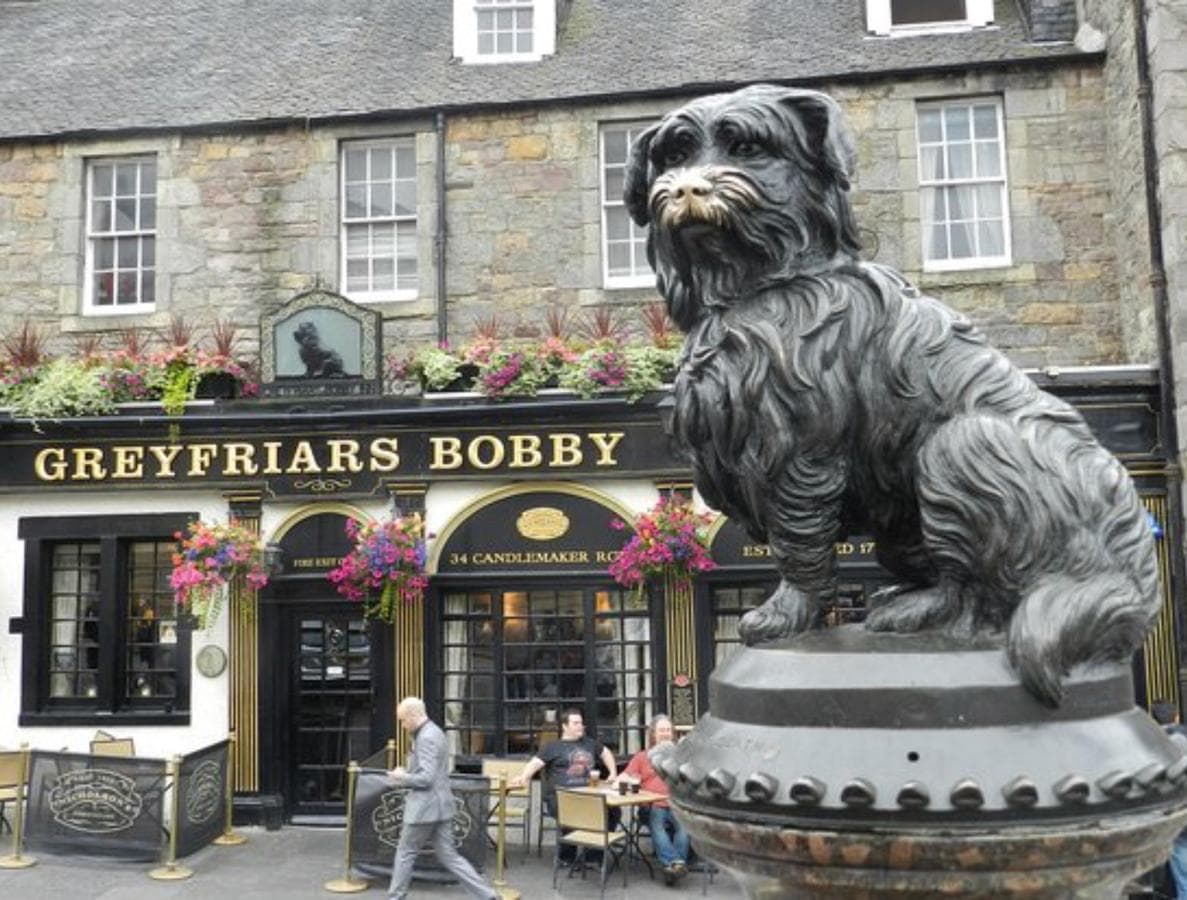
[[649, 805, 691, 867]]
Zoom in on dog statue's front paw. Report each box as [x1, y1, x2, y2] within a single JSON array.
[[738, 605, 795, 645], [738, 583, 813, 645]]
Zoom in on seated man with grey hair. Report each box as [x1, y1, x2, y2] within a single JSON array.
[[615, 714, 691, 884], [386, 696, 497, 900]]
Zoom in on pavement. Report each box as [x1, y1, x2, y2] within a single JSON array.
[[0, 826, 746, 900]]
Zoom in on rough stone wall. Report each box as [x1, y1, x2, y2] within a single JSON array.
[[1021, 0, 1080, 42], [1143, 0, 1187, 457], [0, 63, 1123, 368], [1079, 0, 1158, 365]]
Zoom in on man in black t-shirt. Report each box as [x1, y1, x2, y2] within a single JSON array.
[[510, 708, 618, 816]]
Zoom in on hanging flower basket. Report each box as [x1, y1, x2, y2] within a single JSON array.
[[327, 514, 428, 623], [608, 494, 716, 601], [170, 520, 270, 630]]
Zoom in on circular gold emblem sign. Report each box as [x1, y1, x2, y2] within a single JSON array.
[[196, 645, 228, 678], [516, 507, 570, 541]]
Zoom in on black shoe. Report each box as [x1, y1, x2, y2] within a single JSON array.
[[663, 865, 676, 886]]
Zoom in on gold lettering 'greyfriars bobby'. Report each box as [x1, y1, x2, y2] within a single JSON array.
[[624, 84, 1159, 707]]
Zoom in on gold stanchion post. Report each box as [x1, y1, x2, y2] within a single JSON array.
[[149, 755, 194, 880], [324, 761, 368, 893], [0, 743, 36, 869], [492, 773, 520, 900], [213, 731, 247, 846], [385, 738, 396, 771]]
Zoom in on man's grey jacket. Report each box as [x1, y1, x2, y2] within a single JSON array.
[[397, 719, 455, 824]]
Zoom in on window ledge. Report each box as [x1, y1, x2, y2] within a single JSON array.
[[457, 53, 546, 65], [20, 711, 191, 727], [921, 257, 1012, 274]]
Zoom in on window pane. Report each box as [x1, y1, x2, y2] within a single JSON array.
[[115, 198, 136, 230], [346, 224, 369, 258], [950, 221, 975, 257], [973, 104, 998, 138], [92, 164, 114, 197], [141, 271, 155, 304], [948, 185, 973, 220], [115, 163, 138, 195], [396, 146, 416, 179], [373, 257, 395, 291], [372, 222, 395, 250], [497, 31, 513, 53], [117, 236, 138, 268], [46, 542, 101, 701], [94, 272, 114, 305], [604, 166, 625, 198], [496, 9, 513, 28], [978, 220, 1005, 257], [892, 0, 967, 25], [117, 272, 138, 304], [140, 196, 156, 229], [345, 148, 367, 182], [975, 183, 1003, 218], [370, 182, 393, 217], [370, 147, 392, 181], [95, 237, 115, 269], [395, 181, 416, 216], [345, 184, 367, 219], [917, 109, 942, 144], [927, 223, 948, 260], [477, 32, 494, 54], [975, 141, 1001, 178], [944, 106, 970, 141], [607, 242, 631, 275], [946, 143, 972, 179], [92, 199, 113, 232], [140, 162, 156, 195], [346, 259, 368, 291], [919, 145, 944, 181], [126, 540, 178, 703], [141, 236, 155, 267], [605, 206, 631, 241]]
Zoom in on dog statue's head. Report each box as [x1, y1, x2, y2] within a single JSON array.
[[624, 85, 861, 330], [294, 321, 319, 347]]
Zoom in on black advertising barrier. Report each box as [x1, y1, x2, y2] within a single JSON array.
[[174, 740, 229, 858], [351, 769, 488, 879], [24, 750, 167, 862]]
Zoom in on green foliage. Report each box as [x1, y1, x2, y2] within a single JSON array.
[[414, 346, 463, 391], [9, 358, 116, 419]]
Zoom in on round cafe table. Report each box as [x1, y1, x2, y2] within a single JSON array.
[[569, 785, 665, 877]]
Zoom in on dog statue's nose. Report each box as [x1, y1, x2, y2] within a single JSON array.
[[670, 172, 713, 201]]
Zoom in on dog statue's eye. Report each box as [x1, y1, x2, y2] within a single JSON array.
[[662, 148, 688, 167], [731, 140, 763, 159]]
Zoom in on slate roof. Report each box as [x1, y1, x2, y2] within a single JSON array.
[[0, 0, 1090, 142]]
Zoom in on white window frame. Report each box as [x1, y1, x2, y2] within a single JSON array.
[[866, 0, 993, 35], [452, 0, 555, 63], [83, 155, 157, 316], [339, 138, 418, 303], [600, 121, 655, 289], [916, 97, 1012, 272]]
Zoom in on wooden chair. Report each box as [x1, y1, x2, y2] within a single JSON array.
[[0, 750, 26, 836], [553, 788, 627, 899], [481, 758, 531, 855], [90, 737, 135, 757]]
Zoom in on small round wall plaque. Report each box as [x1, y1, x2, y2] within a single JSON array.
[[516, 507, 569, 541], [196, 645, 227, 678]]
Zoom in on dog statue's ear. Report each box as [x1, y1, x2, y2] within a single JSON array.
[[779, 90, 857, 190], [623, 122, 661, 227]]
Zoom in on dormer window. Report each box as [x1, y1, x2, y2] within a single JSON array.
[[454, 0, 556, 63], [867, 0, 993, 35]]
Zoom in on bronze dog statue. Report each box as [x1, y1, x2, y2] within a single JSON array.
[[624, 84, 1158, 706]]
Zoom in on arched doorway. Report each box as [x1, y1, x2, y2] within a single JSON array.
[[258, 504, 393, 823]]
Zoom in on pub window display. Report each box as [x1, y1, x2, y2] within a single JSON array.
[[440, 587, 652, 758], [18, 513, 193, 723]]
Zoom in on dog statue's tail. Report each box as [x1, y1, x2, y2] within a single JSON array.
[[1007, 568, 1158, 708]]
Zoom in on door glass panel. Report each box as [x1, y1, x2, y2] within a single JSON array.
[[294, 614, 371, 812]]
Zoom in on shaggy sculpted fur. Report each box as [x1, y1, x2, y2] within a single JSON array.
[[294, 320, 346, 378], [624, 84, 1158, 706]]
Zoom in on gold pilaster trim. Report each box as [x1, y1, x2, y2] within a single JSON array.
[[1142, 495, 1179, 710], [228, 506, 261, 792], [393, 589, 425, 759]]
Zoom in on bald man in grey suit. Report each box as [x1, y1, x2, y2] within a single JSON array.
[[387, 697, 497, 900]]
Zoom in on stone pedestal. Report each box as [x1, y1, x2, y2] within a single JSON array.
[[656, 627, 1187, 898]]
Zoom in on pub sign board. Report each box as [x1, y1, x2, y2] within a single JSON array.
[[13, 421, 678, 497], [259, 289, 382, 397], [435, 490, 632, 575]]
